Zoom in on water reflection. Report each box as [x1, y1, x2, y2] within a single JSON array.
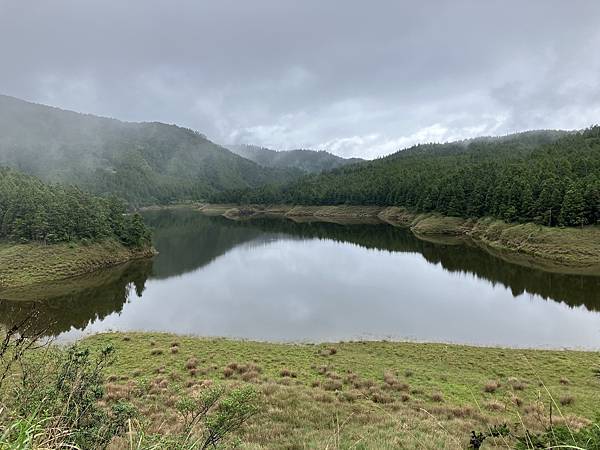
[[0, 209, 599, 348]]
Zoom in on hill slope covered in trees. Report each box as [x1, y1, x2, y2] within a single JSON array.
[[228, 144, 363, 173], [0, 95, 300, 205], [216, 128, 600, 227], [0, 167, 150, 247]]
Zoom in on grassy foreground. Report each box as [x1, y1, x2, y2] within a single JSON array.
[[0, 239, 156, 290], [81, 333, 600, 449], [198, 204, 600, 274]]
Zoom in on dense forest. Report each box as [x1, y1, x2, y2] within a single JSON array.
[[0, 168, 151, 247], [216, 128, 600, 227], [0, 95, 300, 206], [228, 144, 363, 173]]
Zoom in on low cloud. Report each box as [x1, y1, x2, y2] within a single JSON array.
[[1, 0, 599, 158]]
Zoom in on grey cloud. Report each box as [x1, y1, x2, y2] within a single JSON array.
[[1, 0, 599, 158]]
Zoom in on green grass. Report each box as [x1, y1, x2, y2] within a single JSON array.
[[82, 333, 600, 449], [0, 239, 155, 290]]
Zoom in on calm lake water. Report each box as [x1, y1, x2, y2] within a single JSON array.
[[2, 209, 600, 349]]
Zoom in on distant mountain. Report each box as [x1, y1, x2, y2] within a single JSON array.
[[0, 95, 300, 205], [227, 144, 364, 173]]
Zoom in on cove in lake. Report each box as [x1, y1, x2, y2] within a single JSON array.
[[1, 209, 600, 349]]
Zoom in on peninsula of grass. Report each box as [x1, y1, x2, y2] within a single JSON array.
[[0, 239, 156, 290], [81, 333, 600, 449], [198, 204, 600, 274]]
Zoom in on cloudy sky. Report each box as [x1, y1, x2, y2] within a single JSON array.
[[1, 1, 599, 159]]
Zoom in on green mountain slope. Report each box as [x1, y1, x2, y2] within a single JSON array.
[[0, 95, 300, 205], [216, 128, 600, 227], [228, 144, 363, 173]]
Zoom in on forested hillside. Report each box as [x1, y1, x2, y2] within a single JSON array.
[[0, 168, 150, 247], [228, 144, 363, 173], [0, 95, 299, 205], [216, 128, 600, 227]]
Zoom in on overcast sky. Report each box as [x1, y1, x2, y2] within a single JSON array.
[[1, 1, 599, 159]]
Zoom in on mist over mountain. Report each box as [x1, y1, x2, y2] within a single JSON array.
[[227, 144, 364, 173], [0, 95, 300, 205]]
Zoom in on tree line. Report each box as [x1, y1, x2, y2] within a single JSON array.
[[214, 127, 600, 227], [0, 168, 151, 247]]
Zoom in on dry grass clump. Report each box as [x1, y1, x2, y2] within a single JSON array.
[[185, 358, 198, 370], [507, 377, 526, 391], [170, 346, 179, 354], [371, 390, 393, 404], [311, 380, 321, 388], [155, 366, 166, 374], [105, 382, 136, 402], [431, 392, 444, 402], [150, 340, 156, 347], [560, 394, 575, 406], [559, 377, 570, 385], [382, 371, 409, 392], [319, 347, 337, 357], [483, 380, 501, 393], [404, 369, 414, 378], [261, 382, 278, 396], [314, 392, 335, 403], [223, 367, 235, 378], [340, 390, 360, 402], [122, 335, 131, 342], [241, 370, 260, 382], [511, 394, 523, 407], [150, 348, 163, 356], [325, 371, 341, 380], [351, 378, 375, 390], [484, 400, 506, 412], [322, 379, 343, 391], [280, 368, 297, 378]]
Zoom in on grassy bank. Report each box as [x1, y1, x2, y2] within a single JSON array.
[[78, 333, 600, 449], [198, 204, 600, 274], [0, 239, 156, 290]]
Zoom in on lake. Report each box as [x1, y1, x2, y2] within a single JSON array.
[[2, 208, 600, 349]]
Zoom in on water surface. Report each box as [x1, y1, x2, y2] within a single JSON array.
[[1, 209, 599, 349]]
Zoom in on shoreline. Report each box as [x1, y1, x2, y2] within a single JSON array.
[[0, 239, 157, 291], [197, 203, 600, 275]]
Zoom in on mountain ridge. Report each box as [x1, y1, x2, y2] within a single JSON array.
[[227, 143, 364, 173], [0, 94, 301, 206]]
